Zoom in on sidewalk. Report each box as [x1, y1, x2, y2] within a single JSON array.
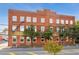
[[0, 42, 8, 50]]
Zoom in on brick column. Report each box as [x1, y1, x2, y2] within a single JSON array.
[[17, 35, 20, 47], [24, 36, 27, 45], [8, 36, 12, 46], [37, 37, 41, 45]]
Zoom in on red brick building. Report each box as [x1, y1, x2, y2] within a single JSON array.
[[8, 9, 75, 47]]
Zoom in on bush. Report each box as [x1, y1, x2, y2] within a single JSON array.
[[43, 41, 63, 55]]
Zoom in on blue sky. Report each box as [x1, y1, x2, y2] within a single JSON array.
[[0, 3, 79, 31]]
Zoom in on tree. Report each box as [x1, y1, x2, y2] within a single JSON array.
[[59, 28, 69, 40], [43, 41, 63, 55], [43, 26, 53, 40], [23, 25, 40, 47], [68, 25, 79, 41]]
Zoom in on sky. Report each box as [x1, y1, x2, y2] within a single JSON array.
[[0, 3, 79, 31]]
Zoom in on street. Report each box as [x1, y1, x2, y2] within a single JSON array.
[[0, 40, 79, 55], [0, 46, 79, 55]]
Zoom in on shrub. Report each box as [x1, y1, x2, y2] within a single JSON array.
[[43, 41, 63, 55]]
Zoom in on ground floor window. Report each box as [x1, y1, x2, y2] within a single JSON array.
[[41, 37, 45, 42], [12, 36, 17, 43], [33, 37, 37, 43], [26, 37, 31, 42], [20, 36, 24, 43]]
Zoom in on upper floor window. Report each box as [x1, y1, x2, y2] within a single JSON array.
[[40, 18, 45, 23], [41, 26, 45, 32], [12, 16, 17, 21], [49, 18, 53, 23], [56, 19, 59, 24], [50, 27, 53, 32], [26, 16, 31, 22], [66, 20, 68, 24], [20, 26, 24, 31], [34, 26, 37, 32], [61, 20, 64, 24], [70, 20, 73, 24], [32, 17, 37, 23], [12, 25, 17, 31], [20, 16, 25, 22], [26, 26, 31, 30], [56, 27, 60, 32], [61, 28, 64, 32]]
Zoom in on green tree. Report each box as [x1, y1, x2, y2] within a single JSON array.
[[59, 28, 69, 40], [43, 41, 63, 55], [43, 26, 53, 40], [23, 25, 40, 47], [68, 24, 79, 40]]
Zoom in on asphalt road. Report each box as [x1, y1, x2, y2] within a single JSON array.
[[0, 48, 49, 55], [0, 46, 79, 55]]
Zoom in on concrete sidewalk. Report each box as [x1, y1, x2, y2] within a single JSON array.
[[0, 42, 8, 50]]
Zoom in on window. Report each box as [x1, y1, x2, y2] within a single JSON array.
[[34, 26, 37, 32], [33, 37, 37, 42], [49, 18, 53, 23], [70, 20, 73, 24], [56, 19, 59, 24], [62, 28, 64, 31], [26, 26, 30, 30], [56, 27, 60, 32], [27, 37, 31, 42], [32, 17, 37, 23], [12, 25, 16, 31], [12, 36, 17, 43], [40, 18, 45, 23], [26, 16, 31, 22], [12, 16, 17, 21], [61, 20, 64, 24], [20, 26, 24, 31], [20, 36, 24, 43], [61, 28, 64, 32], [50, 27, 53, 32], [41, 26, 45, 32], [66, 20, 68, 24], [41, 37, 45, 42], [20, 16, 25, 22]]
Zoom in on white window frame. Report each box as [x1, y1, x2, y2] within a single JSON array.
[[20, 26, 24, 31], [33, 37, 37, 42], [12, 25, 16, 31], [26, 16, 31, 22], [61, 20, 64, 24], [40, 18, 45, 23], [26, 26, 30, 30], [49, 18, 53, 23], [62, 28, 64, 32], [26, 37, 31, 43], [12, 16, 17, 21], [20, 16, 25, 22], [12, 36, 17, 43], [32, 17, 37, 23], [66, 20, 68, 24], [41, 26, 45, 32], [50, 27, 53, 32], [20, 36, 24, 43], [34, 26, 37, 32], [56, 27, 60, 32], [56, 19, 60, 24], [70, 20, 73, 25]]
